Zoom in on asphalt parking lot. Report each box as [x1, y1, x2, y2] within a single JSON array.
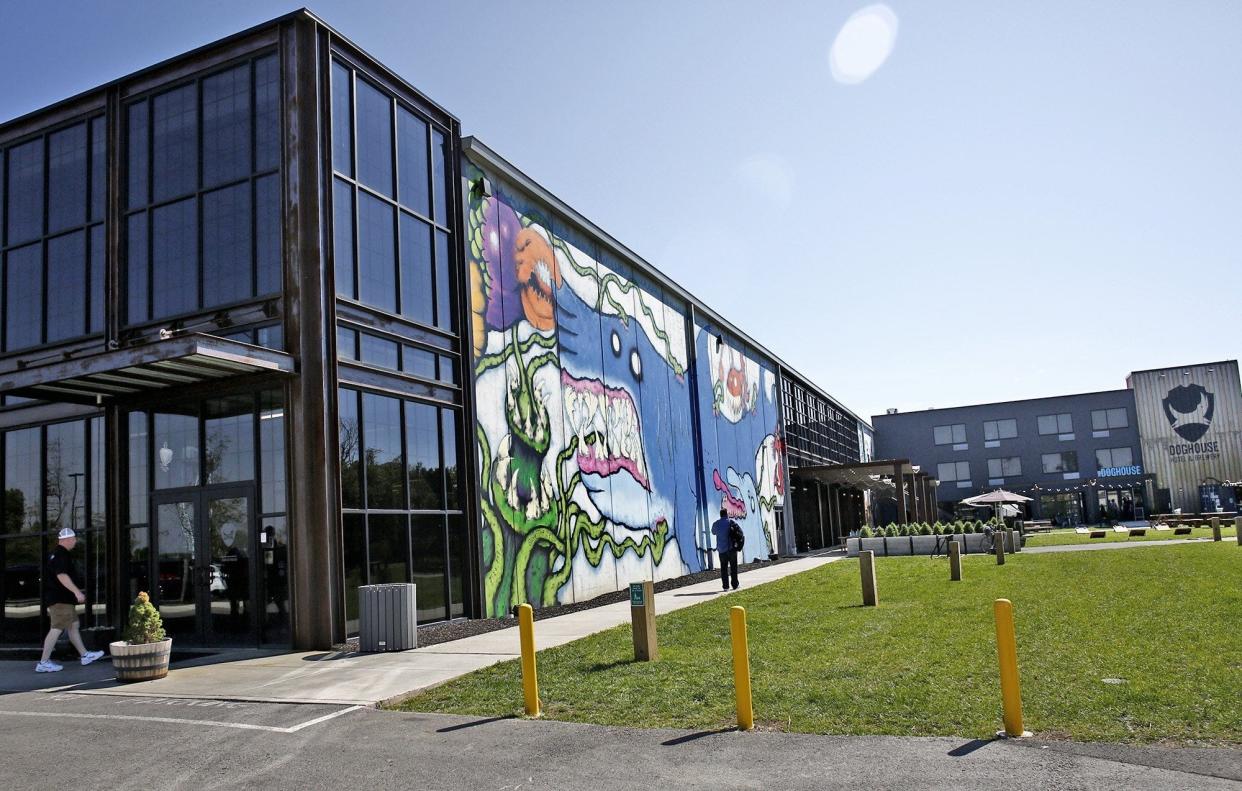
[[0, 690, 362, 733], [1, 689, 1238, 790]]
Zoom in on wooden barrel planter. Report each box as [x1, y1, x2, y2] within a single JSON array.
[[109, 639, 172, 682]]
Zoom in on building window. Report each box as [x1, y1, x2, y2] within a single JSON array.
[[2, 417, 108, 644], [2, 116, 106, 352], [937, 461, 970, 482], [124, 54, 281, 325], [983, 419, 1017, 441], [1095, 447, 1133, 469], [344, 326, 458, 384], [338, 387, 466, 628], [1037, 413, 1073, 435], [1041, 451, 1078, 474], [330, 59, 455, 332], [1091, 408, 1128, 431], [987, 457, 1022, 478], [933, 424, 966, 446]]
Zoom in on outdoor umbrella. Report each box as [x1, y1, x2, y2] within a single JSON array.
[[961, 488, 1033, 523], [961, 489, 1033, 506]]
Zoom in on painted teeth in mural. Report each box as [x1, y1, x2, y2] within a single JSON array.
[[467, 164, 787, 617]]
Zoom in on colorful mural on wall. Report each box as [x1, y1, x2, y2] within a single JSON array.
[[466, 164, 787, 617], [696, 330, 785, 561]]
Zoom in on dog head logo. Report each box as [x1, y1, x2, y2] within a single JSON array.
[[1162, 384, 1214, 442]]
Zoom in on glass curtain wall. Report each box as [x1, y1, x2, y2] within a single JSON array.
[[124, 53, 281, 326], [330, 55, 468, 629], [338, 386, 465, 629], [2, 114, 106, 352], [124, 389, 288, 644], [329, 57, 456, 335], [1, 416, 106, 644]]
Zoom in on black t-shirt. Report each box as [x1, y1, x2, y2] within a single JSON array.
[[44, 545, 81, 605]]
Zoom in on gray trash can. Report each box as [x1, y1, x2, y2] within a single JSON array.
[[358, 583, 417, 651]]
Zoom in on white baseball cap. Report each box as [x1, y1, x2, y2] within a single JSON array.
[[58, 527, 76, 540]]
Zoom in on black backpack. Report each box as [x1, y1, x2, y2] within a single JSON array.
[[729, 520, 745, 552]]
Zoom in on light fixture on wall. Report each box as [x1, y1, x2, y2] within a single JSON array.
[[158, 442, 174, 472], [470, 177, 493, 199]]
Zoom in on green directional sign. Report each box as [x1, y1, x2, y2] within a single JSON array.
[[629, 582, 645, 607]]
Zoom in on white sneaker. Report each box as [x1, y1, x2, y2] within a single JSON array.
[[81, 650, 105, 666], [35, 660, 63, 673]]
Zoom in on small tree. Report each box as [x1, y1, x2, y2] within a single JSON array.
[[124, 591, 166, 645]]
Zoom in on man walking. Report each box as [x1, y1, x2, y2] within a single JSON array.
[[711, 508, 740, 591], [36, 528, 105, 673]]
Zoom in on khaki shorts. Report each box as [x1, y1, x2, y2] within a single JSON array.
[[48, 603, 78, 631]]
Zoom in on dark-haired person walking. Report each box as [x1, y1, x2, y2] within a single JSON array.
[[711, 508, 740, 591]]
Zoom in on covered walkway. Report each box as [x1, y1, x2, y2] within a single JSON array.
[[789, 459, 939, 550]]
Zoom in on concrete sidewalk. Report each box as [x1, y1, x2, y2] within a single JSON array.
[[2, 553, 842, 706]]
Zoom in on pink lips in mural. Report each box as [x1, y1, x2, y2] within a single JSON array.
[[713, 468, 746, 518], [562, 370, 650, 490]]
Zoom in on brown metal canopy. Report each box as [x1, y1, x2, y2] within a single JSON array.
[[792, 459, 927, 493], [0, 334, 295, 404]]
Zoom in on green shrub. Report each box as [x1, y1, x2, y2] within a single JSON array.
[[919, 524, 932, 536], [962, 523, 975, 534], [124, 591, 166, 645], [858, 526, 873, 538]]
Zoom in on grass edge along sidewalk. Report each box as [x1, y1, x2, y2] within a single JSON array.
[[396, 542, 1242, 745]]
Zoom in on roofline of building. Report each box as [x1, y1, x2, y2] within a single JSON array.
[[870, 387, 1137, 422], [1126, 359, 1238, 378], [0, 7, 460, 137], [461, 136, 872, 431]]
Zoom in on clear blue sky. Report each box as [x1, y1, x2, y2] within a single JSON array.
[[4, 1, 1239, 422]]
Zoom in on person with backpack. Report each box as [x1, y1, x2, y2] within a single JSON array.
[[711, 508, 742, 591]]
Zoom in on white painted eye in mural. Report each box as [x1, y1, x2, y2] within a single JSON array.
[[610, 330, 621, 357], [630, 349, 642, 381]]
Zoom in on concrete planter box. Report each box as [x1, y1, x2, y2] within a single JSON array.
[[859, 537, 886, 556], [846, 533, 996, 557], [885, 536, 912, 556]]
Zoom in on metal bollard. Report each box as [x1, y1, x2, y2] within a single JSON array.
[[1211, 517, 1221, 542], [994, 533, 1005, 565], [949, 541, 962, 581], [859, 550, 878, 606], [730, 606, 754, 731], [993, 598, 1030, 737], [517, 603, 540, 717]]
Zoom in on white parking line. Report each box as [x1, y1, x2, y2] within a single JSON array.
[[0, 705, 364, 734]]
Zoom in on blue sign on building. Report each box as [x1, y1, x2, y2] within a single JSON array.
[[1099, 465, 1142, 478]]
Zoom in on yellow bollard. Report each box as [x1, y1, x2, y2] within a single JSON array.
[[517, 603, 540, 717], [993, 599, 1029, 737], [730, 606, 754, 731]]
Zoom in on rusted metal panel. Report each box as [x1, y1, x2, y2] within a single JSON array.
[[1127, 360, 1242, 513]]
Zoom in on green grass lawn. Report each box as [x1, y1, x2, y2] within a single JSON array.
[[1026, 525, 1237, 547], [398, 543, 1242, 745]]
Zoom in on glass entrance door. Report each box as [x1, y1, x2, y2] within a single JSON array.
[[206, 493, 253, 642], [151, 486, 257, 645]]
